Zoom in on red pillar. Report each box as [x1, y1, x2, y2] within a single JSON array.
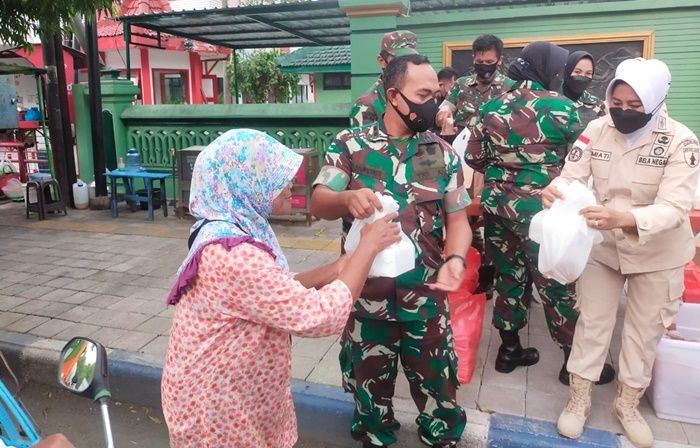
[[140, 48, 153, 104], [189, 52, 203, 104]]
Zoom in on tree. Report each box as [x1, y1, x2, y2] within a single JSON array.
[[227, 49, 300, 104], [0, 0, 115, 48]]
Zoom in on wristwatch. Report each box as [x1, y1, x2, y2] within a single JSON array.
[[444, 254, 467, 269]]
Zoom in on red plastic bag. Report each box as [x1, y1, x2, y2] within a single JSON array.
[[448, 248, 487, 384], [683, 261, 700, 303]]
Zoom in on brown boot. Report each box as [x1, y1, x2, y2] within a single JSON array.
[[557, 374, 593, 439], [613, 382, 653, 448]]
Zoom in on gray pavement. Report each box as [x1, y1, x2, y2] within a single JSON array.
[[0, 200, 699, 447]]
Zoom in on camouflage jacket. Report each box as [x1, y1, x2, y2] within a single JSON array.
[[572, 89, 607, 129], [314, 121, 470, 322], [350, 77, 386, 128], [466, 80, 583, 222], [440, 73, 515, 130]]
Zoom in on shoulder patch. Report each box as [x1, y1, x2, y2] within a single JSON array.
[[568, 147, 583, 162], [681, 138, 700, 168]]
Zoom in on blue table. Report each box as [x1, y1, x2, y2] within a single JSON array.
[[104, 170, 172, 221]]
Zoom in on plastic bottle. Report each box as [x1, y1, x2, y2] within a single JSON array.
[[73, 179, 89, 209], [125, 148, 144, 171]]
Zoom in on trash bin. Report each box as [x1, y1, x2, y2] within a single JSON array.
[[135, 188, 162, 210]]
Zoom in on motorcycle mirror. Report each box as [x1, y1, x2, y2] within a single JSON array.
[[58, 337, 111, 401]]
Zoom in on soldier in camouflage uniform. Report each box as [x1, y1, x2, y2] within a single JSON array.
[[350, 31, 419, 128], [465, 41, 615, 385], [435, 35, 514, 298], [312, 55, 471, 448], [562, 51, 607, 129]]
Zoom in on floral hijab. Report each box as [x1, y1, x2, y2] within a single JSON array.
[[167, 129, 302, 305]]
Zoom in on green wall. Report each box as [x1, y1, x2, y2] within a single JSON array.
[[316, 74, 352, 104], [344, 0, 700, 135], [398, 0, 700, 134]]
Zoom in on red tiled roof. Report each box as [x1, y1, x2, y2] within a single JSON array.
[[97, 0, 172, 37]]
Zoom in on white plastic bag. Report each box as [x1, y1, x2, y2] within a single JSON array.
[[345, 192, 415, 278], [693, 172, 700, 210], [451, 127, 474, 187], [529, 181, 603, 284]]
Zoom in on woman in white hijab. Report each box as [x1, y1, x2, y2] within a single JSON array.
[[542, 58, 700, 448]]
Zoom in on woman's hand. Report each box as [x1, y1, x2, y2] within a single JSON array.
[[359, 212, 401, 254], [580, 206, 636, 230], [541, 183, 565, 208]]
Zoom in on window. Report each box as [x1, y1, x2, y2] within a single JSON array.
[[323, 73, 351, 90], [153, 69, 190, 104]]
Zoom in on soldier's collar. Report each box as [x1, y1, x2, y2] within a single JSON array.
[[467, 73, 503, 88], [369, 120, 437, 144]]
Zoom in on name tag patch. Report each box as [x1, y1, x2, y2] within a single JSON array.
[[591, 150, 611, 161], [636, 155, 668, 167]]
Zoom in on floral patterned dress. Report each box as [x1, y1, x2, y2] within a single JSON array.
[[162, 243, 352, 448]]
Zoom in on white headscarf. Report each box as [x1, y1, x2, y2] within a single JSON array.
[[605, 58, 672, 147]]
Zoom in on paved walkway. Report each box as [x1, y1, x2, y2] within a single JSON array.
[[0, 200, 698, 447]]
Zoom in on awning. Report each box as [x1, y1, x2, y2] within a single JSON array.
[[119, 0, 350, 50], [0, 62, 47, 76]]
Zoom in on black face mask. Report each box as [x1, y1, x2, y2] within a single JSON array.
[[392, 90, 439, 133], [474, 63, 498, 80], [565, 75, 592, 96], [609, 107, 653, 134]]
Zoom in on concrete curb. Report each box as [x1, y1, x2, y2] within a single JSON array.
[[0, 331, 629, 447], [487, 413, 620, 448]]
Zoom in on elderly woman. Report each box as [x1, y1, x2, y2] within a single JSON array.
[[161, 129, 400, 448], [544, 59, 699, 447]]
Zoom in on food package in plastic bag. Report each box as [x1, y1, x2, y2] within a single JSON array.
[[345, 192, 415, 278], [529, 181, 603, 284], [448, 247, 486, 384]]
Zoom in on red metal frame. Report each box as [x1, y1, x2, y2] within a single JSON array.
[[153, 69, 190, 104]]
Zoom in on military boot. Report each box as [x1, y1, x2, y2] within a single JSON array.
[[613, 382, 654, 448], [557, 374, 593, 439], [494, 330, 539, 373], [558, 346, 616, 385]]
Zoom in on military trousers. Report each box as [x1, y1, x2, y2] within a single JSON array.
[[568, 258, 683, 388], [484, 213, 577, 347], [339, 313, 466, 447]]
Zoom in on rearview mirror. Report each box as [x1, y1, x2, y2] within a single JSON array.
[[58, 337, 111, 401]]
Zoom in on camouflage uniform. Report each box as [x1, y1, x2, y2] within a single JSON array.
[[350, 31, 419, 128], [314, 121, 470, 447], [440, 73, 515, 296], [465, 80, 583, 348], [571, 89, 606, 129], [439, 73, 515, 130]]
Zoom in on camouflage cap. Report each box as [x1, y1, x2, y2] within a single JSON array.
[[380, 30, 419, 57]]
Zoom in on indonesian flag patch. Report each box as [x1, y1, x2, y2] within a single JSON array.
[[568, 134, 590, 162]]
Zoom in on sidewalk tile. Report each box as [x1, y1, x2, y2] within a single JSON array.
[[54, 323, 102, 341], [292, 337, 335, 361], [6, 315, 49, 333], [0, 312, 27, 327], [291, 355, 317, 381], [94, 328, 128, 346], [17, 285, 54, 299], [3, 283, 30, 296], [683, 422, 700, 446], [477, 384, 525, 416], [109, 331, 157, 352], [84, 295, 123, 309], [305, 354, 343, 387], [0, 295, 28, 311], [395, 370, 411, 399], [28, 319, 75, 338], [37, 288, 78, 302], [135, 317, 172, 335], [586, 402, 622, 433], [89, 309, 150, 330], [43, 277, 76, 289], [639, 400, 689, 444], [1, 272, 33, 283], [125, 287, 170, 301], [159, 307, 175, 318], [63, 279, 102, 292], [108, 297, 166, 316], [525, 390, 569, 422], [456, 380, 480, 410], [13, 300, 73, 317], [141, 335, 169, 357], [45, 266, 99, 279], [57, 305, 101, 323], [21, 274, 57, 286], [59, 291, 99, 305]]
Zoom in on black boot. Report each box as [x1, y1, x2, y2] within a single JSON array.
[[559, 346, 616, 385], [495, 330, 540, 373]]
